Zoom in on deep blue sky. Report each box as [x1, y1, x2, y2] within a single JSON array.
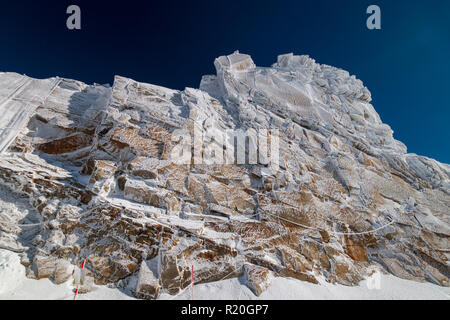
[[0, 0, 449, 163]]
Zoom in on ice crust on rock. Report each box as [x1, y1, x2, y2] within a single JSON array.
[[0, 52, 449, 299]]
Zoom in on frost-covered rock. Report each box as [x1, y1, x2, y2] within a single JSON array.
[[0, 51, 449, 298], [134, 258, 161, 299], [27, 255, 74, 284], [243, 264, 272, 296]]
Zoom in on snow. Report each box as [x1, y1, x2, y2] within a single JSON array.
[[161, 273, 450, 300], [0, 249, 133, 300], [0, 73, 60, 153], [1, 249, 448, 300]]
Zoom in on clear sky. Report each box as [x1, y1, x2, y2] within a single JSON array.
[[0, 0, 449, 163]]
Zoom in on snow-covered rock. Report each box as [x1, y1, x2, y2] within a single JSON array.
[[0, 51, 448, 299]]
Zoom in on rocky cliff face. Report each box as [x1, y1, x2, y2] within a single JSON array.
[[0, 52, 448, 298]]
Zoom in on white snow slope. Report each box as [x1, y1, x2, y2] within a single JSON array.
[[0, 74, 60, 153]]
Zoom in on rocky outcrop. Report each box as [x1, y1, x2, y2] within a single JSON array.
[[0, 52, 448, 298], [134, 258, 161, 299], [26, 255, 74, 284], [243, 264, 272, 296]]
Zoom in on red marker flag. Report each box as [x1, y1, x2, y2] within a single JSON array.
[[73, 259, 86, 300], [191, 265, 194, 300]]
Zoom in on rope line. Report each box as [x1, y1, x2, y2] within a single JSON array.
[[263, 210, 394, 236]]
